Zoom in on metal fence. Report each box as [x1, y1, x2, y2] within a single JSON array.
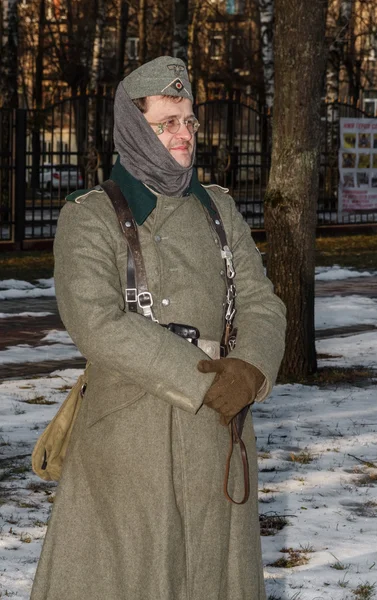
[[0, 95, 114, 245], [0, 95, 376, 247]]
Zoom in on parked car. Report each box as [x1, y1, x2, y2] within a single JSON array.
[[30, 164, 84, 192]]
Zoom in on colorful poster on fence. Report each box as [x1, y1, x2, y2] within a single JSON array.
[[339, 117, 377, 216]]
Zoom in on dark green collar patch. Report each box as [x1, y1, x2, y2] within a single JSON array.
[[66, 157, 215, 223], [110, 157, 215, 225]]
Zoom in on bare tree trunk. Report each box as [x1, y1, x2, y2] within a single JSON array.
[[264, 0, 328, 380], [326, 0, 352, 103], [116, 0, 129, 81], [0, 0, 3, 51], [138, 0, 147, 65], [87, 0, 106, 187], [1, 0, 19, 107], [258, 0, 274, 108], [173, 0, 188, 62], [31, 0, 45, 190]]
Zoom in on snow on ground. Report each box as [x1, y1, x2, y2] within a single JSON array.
[[0, 370, 83, 598], [258, 379, 377, 600], [317, 331, 377, 369], [315, 265, 376, 281], [1, 349, 376, 599], [1, 272, 377, 599], [316, 295, 377, 330], [0, 279, 55, 300], [0, 330, 81, 365]]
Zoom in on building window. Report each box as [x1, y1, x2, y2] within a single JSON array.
[[363, 90, 377, 116], [226, 0, 245, 15], [127, 38, 139, 61], [210, 36, 223, 60], [367, 34, 377, 61]]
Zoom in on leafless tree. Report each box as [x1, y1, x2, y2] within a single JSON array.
[[0, 0, 19, 107], [173, 0, 188, 62], [264, 0, 329, 379], [258, 0, 274, 107]]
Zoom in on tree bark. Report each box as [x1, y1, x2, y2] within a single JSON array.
[[173, 0, 188, 62], [116, 0, 129, 81], [326, 0, 352, 103], [258, 0, 274, 108], [264, 0, 328, 380], [31, 0, 46, 191], [87, 0, 106, 187], [1, 0, 19, 107], [138, 0, 147, 64]]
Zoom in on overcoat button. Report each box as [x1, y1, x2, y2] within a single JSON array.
[[215, 219, 221, 225], [125, 221, 132, 228], [161, 298, 170, 306], [220, 270, 225, 276], [154, 235, 162, 242]]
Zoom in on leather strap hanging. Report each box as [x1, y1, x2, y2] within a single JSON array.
[[202, 197, 250, 505], [101, 180, 157, 321]]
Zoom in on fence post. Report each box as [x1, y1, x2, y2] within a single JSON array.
[[14, 109, 27, 247]]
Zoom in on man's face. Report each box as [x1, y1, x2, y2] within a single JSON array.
[[144, 96, 195, 167]]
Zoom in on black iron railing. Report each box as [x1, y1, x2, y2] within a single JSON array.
[[0, 95, 376, 247]]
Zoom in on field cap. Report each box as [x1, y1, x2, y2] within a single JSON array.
[[122, 56, 193, 101]]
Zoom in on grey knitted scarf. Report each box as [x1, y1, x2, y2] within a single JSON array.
[[113, 82, 195, 197]]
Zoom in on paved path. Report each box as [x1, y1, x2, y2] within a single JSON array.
[[316, 275, 377, 298], [0, 277, 376, 381]]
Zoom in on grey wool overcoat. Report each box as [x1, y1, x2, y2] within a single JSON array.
[[31, 182, 286, 600]]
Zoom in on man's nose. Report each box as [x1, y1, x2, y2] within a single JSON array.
[[176, 122, 192, 140]]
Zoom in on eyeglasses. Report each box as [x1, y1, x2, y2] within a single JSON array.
[[147, 116, 200, 135]]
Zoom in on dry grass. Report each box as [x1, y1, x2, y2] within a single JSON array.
[[352, 582, 376, 599], [0, 250, 53, 281], [268, 547, 313, 568], [316, 234, 377, 270], [259, 234, 377, 270], [289, 451, 314, 465], [280, 366, 377, 387], [259, 513, 289, 537], [23, 396, 57, 405]]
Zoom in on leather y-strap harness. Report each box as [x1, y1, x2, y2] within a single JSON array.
[[101, 180, 157, 321], [205, 196, 250, 506], [101, 179, 249, 505]]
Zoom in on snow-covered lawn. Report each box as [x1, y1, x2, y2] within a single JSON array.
[[0, 331, 81, 366], [0, 267, 377, 600]]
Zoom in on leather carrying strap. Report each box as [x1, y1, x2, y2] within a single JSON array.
[[202, 197, 250, 505], [101, 180, 155, 320]]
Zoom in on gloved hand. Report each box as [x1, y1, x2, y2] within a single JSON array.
[[197, 358, 265, 426]]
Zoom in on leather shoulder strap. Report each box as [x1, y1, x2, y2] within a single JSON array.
[[101, 180, 154, 318]]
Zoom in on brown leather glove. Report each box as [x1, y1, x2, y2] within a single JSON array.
[[197, 358, 265, 426]]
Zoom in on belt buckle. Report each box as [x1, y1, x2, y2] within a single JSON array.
[[138, 291, 153, 308], [125, 288, 137, 303]]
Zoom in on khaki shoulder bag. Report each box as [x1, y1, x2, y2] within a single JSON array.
[[32, 368, 89, 481], [31, 181, 137, 481]]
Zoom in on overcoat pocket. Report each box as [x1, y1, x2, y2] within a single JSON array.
[[85, 372, 147, 427]]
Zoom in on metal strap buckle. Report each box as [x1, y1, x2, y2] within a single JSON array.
[[137, 291, 154, 309], [125, 288, 137, 303], [221, 245, 235, 279], [227, 284, 236, 303], [225, 305, 236, 323]]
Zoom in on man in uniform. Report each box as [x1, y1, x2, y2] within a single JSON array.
[[31, 56, 286, 600]]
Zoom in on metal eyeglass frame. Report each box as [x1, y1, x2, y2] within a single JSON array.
[[147, 117, 200, 136]]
